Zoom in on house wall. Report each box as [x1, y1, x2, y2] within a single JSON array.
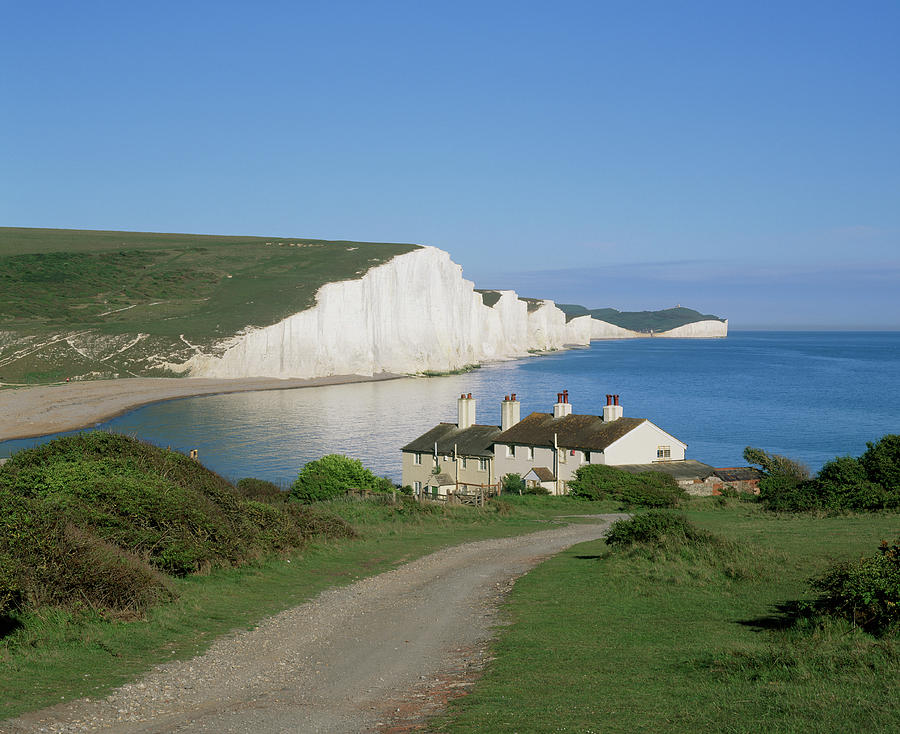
[[493, 443, 593, 495], [400, 450, 493, 491], [603, 422, 686, 465]]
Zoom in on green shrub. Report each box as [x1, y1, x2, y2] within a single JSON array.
[[501, 473, 525, 494], [235, 477, 285, 501], [568, 465, 686, 508], [743, 446, 810, 481], [606, 512, 714, 547], [0, 432, 353, 617], [808, 538, 900, 636], [859, 435, 900, 491], [289, 454, 389, 503], [754, 437, 900, 513]]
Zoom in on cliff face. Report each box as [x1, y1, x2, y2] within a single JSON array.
[[651, 320, 728, 338], [182, 247, 726, 379], [183, 248, 594, 379]]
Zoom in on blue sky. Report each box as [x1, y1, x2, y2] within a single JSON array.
[[2, 1, 897, 328]]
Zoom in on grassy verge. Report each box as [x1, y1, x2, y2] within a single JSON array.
[[0, 495, 607, 719], [433, 499, 900, 733]]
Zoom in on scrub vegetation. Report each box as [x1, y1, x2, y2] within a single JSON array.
[[746, 434, 900, 512], [0, 433, 354, 620], [568, 463, 687, 507], [0, 227, 418, 382]]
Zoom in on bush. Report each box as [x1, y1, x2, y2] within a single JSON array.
[[235, 477, 285, 501], [753, 437, 900, 513], [568, 465, 686, 508], [860, 435, 900, 491], [501, 473, 525, 494], [501, 473, 548, 495], [808, 538, 900, 636], [0, 432, 353, 617], [606, 512, 714, 547], [289, 454, 390, 503], [743, 447, 810, 481]]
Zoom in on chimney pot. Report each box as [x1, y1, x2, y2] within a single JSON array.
[[511, 393, 516, 401]]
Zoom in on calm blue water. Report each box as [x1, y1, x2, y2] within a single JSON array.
[[2, 332, 898, 484]]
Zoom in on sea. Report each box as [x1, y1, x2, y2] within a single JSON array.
[[2, 331, 898, 486]]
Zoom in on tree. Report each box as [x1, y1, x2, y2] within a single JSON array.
[[860, 435, 900, 491], [289, 454, 387, 503], [743, 446, 809, 481], [501, 473, 529, 494]]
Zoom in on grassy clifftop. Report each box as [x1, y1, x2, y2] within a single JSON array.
[[557, 304, 725, 332], [0, 228, 418, 382]]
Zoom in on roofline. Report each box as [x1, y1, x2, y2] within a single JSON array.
[[604, 419, 686, 452]]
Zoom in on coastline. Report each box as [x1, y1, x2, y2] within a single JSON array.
[[0, 373, 404, 443]]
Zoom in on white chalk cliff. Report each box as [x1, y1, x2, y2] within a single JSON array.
[[182, 246, 725, 379]]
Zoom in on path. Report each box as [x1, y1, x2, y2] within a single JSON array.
[[5, 517, 622, 733]]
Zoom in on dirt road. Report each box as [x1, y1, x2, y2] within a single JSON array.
[[5, 518, 621, 734]]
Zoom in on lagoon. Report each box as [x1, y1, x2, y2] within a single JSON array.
[[2, 331, 898, 485]]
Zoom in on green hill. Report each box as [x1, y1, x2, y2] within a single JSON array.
[[556, 304, 725, 332], [0, 227, 418, 382]]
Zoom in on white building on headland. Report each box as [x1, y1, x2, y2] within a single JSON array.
[[401, 391, 688, 496]]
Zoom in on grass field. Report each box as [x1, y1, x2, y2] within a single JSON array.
[[0, 495, 601, 720], [433, 500, 900, 733], [0, 227, 418, 382]]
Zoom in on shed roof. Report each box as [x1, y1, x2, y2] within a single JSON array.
[[714, 467, 764, 482], [494, 412, 646, 452], [401, 423, 501, 458], [615, 460, 716, 481]]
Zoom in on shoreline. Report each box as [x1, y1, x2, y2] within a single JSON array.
[[0, 374, 404, 443]]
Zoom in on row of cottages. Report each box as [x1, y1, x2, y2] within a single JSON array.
[[401, 391, 698, 496]]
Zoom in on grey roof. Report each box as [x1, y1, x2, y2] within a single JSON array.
[[714, 467, 764, 482], [402, 423, 501, 458], [615, 460, 716, 481], [494, 412, 647, 452]]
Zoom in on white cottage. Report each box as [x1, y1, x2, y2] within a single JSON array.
[[492, 391, 687, 495], [401, 391, 688, 497]]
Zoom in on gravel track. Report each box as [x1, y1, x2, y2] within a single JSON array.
[[5, 517, 622, 734]]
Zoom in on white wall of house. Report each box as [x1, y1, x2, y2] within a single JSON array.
[[400, 450, 493, 491], [493, 443, 594, 495], [603, 422, 686, 465]]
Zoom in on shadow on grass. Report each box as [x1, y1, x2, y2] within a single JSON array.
[[573, 554, 605, 560], [737, 600, 807, 631], [0, 614, 24, 640]]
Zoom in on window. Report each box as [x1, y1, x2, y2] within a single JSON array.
[[461, 457, 468, 469], [505, 444, 514, 458], [559, 449, 567, 464], [657, 446, 671, 460], [526, 446, 534, 460], [414, 452, 422, 465], [581, 451, 588, 463], [414, 481, 422, 493], [479, 457, 488, 472]]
